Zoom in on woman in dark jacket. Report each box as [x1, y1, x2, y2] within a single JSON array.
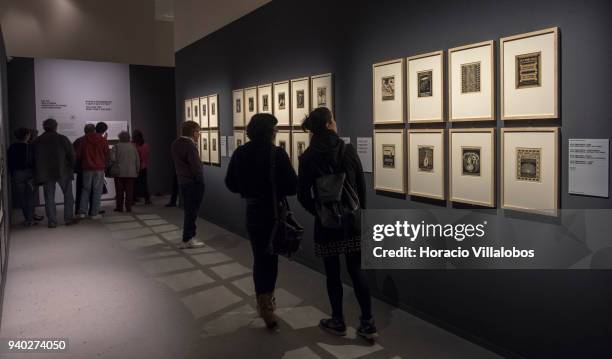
[[297, 107, 377, 340], [225, 113, 297, 329], [7, 128, 36, 226]]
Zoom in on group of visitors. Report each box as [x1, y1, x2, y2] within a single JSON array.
[[7, 119, 151, 228], [171, 107, 377, 340]]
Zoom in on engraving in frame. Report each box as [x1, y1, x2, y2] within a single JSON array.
[[381, 76, 395, 101], [516, 147, 541, 182], [418, 145, 434, 172], [515, 52, 541, 89], [278, 92, 286, 110], [382, 144, 396, 168], [461, 147, 481, 176], [461, 61, 481, 94], [417, 70, 433, 97], [317, 87, 327, 107]]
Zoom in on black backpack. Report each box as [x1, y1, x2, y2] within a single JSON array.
[[313, 142, 361, 236]]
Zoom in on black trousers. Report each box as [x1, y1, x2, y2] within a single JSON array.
[[323, 251, 372, 321], [135, 168, 150, 202], [247, 224, 278, 295], [180, 182, 204, 242], [168, 174, 179, 205]]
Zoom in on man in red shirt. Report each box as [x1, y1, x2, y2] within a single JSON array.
[[76, 122, 109, 219]]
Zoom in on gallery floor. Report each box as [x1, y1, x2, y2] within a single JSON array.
[[1, 197, 500, 359]]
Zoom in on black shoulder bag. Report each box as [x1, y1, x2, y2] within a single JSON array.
[[268, 146, 304, 257], [313, 142, 361, 236]]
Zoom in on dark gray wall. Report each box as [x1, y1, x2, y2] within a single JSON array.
[[6, 59, 176, 201], [175, 0, 612, 358]]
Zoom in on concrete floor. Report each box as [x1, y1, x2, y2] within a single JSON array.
[[1, 197, 501, 359]]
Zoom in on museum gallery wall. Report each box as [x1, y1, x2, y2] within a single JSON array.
[[0, 24, 10, 323], [175, 0, 612, 357]]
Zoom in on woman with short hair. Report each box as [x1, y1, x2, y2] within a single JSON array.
[[225, 113, 297, 329], [110, 131, 140, 212]]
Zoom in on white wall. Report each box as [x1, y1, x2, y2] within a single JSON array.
[[0, 0, 174, 66]]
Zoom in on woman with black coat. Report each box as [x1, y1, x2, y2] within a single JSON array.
[[297, 107, 378, 340], [225, 113, 297, 329]]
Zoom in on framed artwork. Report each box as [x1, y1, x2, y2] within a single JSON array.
[[291, 77, 310, 127], [199, 96, 209, 129], [234, 129, 246, 150], [200, 131, 210, 164], [408, 129, 445, 200], [374, 129, 406, 193], [449, 128, 495, 207], [373, 58, 405, 124], [184, 99, 192, 121], [233, 89, 245, 128], [244, 86, 258, 126], [407, 51, 444, 123], [311, 73, 333, 112], [501, 27, 559, 120], [448, 40, 495, 121], [210, 131, 220, 165], [257, 84, 273, 114], [191, 98, 201, 126], [208, 94, 219, 128], [273, 81, 291, 126], [501, 127, 559, 216], [291, 130, 310, 171], [275, 130, 291, 158]]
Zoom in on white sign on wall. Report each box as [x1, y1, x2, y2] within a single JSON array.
[[34, 59, 132, 203], [569, 138, 609, 198]]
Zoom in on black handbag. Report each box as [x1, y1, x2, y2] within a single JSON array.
[[313, 142, 361, 236], [268, 146, 304, 257]]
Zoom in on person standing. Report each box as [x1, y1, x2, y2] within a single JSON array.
[[109, 131, 140, 212], [73, 124, 96, 215], [33, 118, 78, 228], [225, 113, 297, 329], [77, 122, 109, 219], [7, 128, 36, 226], [171, 121, 205, 249], [297, 107, 378, 340], [132, 129, 151, 205]]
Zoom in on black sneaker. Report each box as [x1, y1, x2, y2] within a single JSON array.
[[319, 318, 347, 336], [33, 214, 44, 221], [165, 203, 176, 207], [357, 318, 378, 341], [48, 222, 57, 229]]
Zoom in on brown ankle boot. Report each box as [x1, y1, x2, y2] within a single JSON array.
[[256, 292, 278, 329]]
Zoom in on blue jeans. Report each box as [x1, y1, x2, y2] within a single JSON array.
[[79, 170, 105, 216], [43, 177, 74, 225], [12, 169, 35, 222]]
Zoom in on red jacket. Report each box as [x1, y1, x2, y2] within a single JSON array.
[[78, 133, 109, 171]]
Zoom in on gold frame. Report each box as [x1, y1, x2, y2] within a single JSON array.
[[501, 127, 559, 216], [207, 93, 219, 129], [448, 40, 495, 122], [290, 76, 310, 127], [407, 128, 445, 200], [449, 128, 496, 207], [500, 27, 559, 120], [232, 89, 245, 128], [372, 58, 406, 124], [406, 50, 444, 123], [199, 130, 210, 165], [184, 99, 192, 121], [244, 86, 258, 126], [257, 83, 273, 114], [310, 73, 333, 113], [199, 96, 209, 129], [273, 80, 291, 125], [373, 128, 407, 194], [209, 130, 221, 165]]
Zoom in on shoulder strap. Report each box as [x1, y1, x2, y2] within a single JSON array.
[[270, 145, 278, 220]]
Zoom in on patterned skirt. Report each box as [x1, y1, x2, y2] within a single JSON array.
[[314, 237, 361, 257]]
